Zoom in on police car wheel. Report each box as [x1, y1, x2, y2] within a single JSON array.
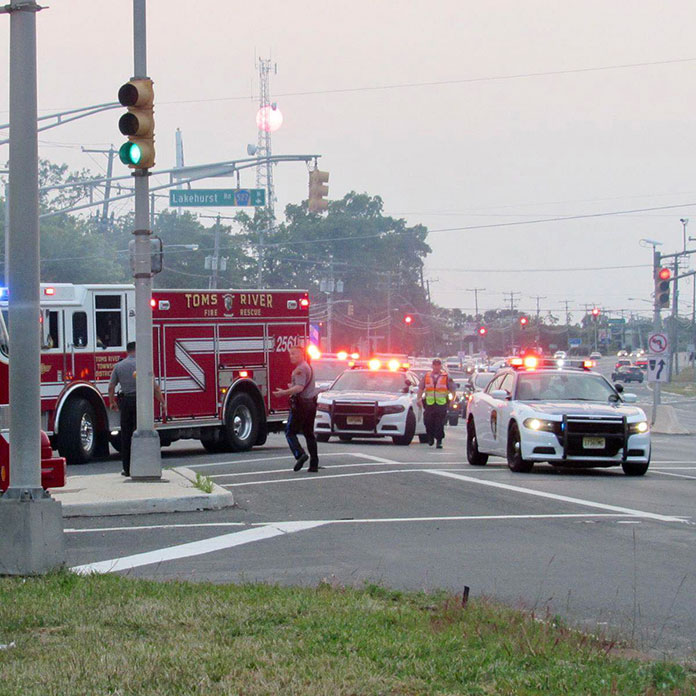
[[224, 393, 260, 452], [315, 433, 331, 443], [58, 397, 97, 465], [466, 418, 488, 466], [448, 415, 459, 427], [622, 460, 649, 476], [507, 423, 533, 473], [392, 410, 416, 446]]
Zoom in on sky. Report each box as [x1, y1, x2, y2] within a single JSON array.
[[2, 0, 696, 322]]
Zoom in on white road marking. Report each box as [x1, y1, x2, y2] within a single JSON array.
[[185, 451, 400, 470], [424, 469, 690, 524], [65, 513, 633, 535], [652, 470, 696, 481], [71, 521, 325, 575], [223, 469, 417, 487]]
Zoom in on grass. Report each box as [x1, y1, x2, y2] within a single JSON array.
[[193, 472, 214, 494], [663, 367, 696, 397], [0, 574, 694, 695]]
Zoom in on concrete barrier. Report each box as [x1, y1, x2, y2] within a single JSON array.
[[651, 405, 691, 435]]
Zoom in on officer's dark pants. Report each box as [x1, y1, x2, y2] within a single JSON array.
[[120, 394, 137, 476], [424, 404, 448, 443], [285, 398, 318, 465]]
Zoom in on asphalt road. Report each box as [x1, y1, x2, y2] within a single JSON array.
[[65, 358, 696, 657]]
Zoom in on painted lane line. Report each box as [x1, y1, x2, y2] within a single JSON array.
[[348, 452, 401, 465], [65, 522, 249, 534], [71, 521, 325, 575], [424, 469, 690, 524], [185, 451, 399, 471], [65, 513, 632, 535], [651, 466, 696, 470], [223, 469, 418, 487], [652, 470, 696, 481]]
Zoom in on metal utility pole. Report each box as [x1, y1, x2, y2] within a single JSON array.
[[82, 146, 116, 231], [386, 272, 392, 353], [652, 248, 662, 420], [532, 295, 546, 346], [129, 0, 161, 479], [672, 254, 680, 376], [256, 58, 276, 220], [466, 287, 485, 319], [210, 214, 221, 289], [0, 0, 65, 575]]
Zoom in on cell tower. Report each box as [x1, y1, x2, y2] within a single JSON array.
[[256, 58, 277, 219]]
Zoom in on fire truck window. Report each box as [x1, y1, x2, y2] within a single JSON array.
[[95, 295, 122, 348], [72, 312, 88, 348], [41, 310, 60, 350]]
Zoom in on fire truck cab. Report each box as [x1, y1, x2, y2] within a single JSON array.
[[0, 284, 310, 465]]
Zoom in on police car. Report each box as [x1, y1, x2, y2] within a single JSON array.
[[314, 359, 426, 445], [465, 356, 651, 475]]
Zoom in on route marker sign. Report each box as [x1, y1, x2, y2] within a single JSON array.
[[647, 354, 669, 383], [169, 188, 266, 207], [648, 332, 668, 354]]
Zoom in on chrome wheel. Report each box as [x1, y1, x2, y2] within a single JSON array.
[[232, 405, 253, 441], [80, 412, 95, 452]]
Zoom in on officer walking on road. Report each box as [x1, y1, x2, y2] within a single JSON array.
[[108, 342, 165, 477], [274, 344, 319, 473], [417, 358, 455, 449]]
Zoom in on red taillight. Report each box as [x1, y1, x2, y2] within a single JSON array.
[[583, 360, 595, 369], [239, 370, 249, 378], [44, 287, 55, 296], [300, 298, 310, 309], [150, 298, 157, 308]]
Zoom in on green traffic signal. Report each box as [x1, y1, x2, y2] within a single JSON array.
[[119, 142, 142, 166]]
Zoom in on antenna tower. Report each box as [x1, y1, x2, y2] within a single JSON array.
[[256, 57, 276, 218]]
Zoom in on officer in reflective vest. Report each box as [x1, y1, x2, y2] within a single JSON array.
[[417, 358, 455, 449]]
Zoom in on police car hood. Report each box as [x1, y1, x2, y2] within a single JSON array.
[[319, 390, 403, 403], [521, 401, 643, 418]]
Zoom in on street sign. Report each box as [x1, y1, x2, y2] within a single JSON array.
[[568, 338, 582, 347], [169, 188, 266, 207], [647, 354, 669, 383], [648, 332, 669, 354]]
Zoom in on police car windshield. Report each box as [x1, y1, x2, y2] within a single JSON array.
[[313, 359, 347, 382], [516, 372, 616, 402], [331, 370, 408, 393]]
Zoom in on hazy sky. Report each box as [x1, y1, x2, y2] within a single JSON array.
[[2, 0, 696, 321]]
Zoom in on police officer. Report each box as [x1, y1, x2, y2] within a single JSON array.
[[273, 344, 319, 473], [417, 358, 455, 449], [108, 342, 165, 477]]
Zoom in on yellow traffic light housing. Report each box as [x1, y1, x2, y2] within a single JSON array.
[[118, 78, 155, 169], [308, 169, 329, 213]]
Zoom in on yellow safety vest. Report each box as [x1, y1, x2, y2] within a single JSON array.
[[424, 371, 449, 406]]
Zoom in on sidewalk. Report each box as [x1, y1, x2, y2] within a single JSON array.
[[50, 464, 234, 518]]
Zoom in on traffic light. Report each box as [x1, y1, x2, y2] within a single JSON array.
[[308, 169, 329, 212], [404, 314, 413, 325], [519, 316, 528, 327], [656, 267, 671, 308], [591, 307, 600, 319], [478, 326, 487, 336], [118, 78, 155, 169]]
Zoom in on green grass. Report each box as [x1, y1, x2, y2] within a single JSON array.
[[193, 472, 214, 494], [0, 574, 693, 695], [663, 367, 696, 397]]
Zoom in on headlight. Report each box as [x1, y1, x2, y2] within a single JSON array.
[[316, 402, 331, 412], [629, 421, 649, 434], [381, 404, 405, 415], [523, 417, 558, 433]]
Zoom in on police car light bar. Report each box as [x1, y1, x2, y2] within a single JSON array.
[[508, 356, 596, 371]]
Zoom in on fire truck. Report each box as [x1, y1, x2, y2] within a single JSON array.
[[0, 284, 310, 465]]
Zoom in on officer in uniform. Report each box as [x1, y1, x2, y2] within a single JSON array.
[[274, 344, 319, 472], [417, 358, 455, 449], [108, 342, 165, 477]]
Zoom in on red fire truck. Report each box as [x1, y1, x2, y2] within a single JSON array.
[[0, 284, 310, 465]]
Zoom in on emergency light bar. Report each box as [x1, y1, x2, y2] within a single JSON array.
[[508, 356, 596, 371]]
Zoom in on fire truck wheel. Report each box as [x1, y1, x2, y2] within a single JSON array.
[[200, 429, 232, 454], [224, 393, 260, 452], [109, 433, 122, 453], [58, 398, 97, 465]]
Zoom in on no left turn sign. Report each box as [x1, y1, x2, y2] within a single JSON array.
[[648, 332, 668, 354]]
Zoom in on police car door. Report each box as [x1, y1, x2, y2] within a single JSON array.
[[477, 374, 504, 452], [491, 372, 515, 456]]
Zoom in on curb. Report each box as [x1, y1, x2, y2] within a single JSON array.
[[60, 467, 235, 518]]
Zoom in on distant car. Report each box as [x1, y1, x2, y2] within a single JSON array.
[[465, 359, 651, 475], [314, 367, 426, 445], [589, 351, 602, 360], [631, 349, 645, 358], [634, 358, 648, 370], [611, 365, 644, 384], [615, 358, 632, 370], [553, 351, 567, 360]]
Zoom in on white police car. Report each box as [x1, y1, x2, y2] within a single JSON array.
[[314, 361, 426, 445], [466, 357, 651, 475]]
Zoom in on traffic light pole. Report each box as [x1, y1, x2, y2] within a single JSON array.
[[129, 0, 161, 479], [652, 250, 662, 421], [0, 0, 65, 575]]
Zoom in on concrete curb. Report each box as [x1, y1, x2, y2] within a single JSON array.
[[651, 405, 691, 436], [60, 467, 235, 518]]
